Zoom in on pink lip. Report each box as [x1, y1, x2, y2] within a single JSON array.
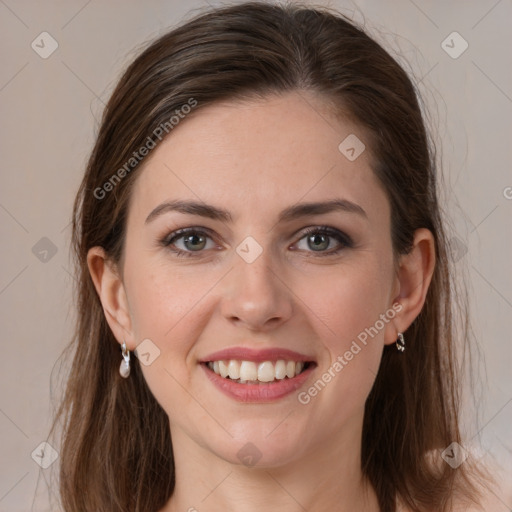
[[200, 362, 316, 402], [199, 347, 315, 363]]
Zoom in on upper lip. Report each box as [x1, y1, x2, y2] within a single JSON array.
[[199, 347, 316, 363]]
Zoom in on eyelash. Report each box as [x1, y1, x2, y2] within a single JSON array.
[[161, 226, 353, 259]]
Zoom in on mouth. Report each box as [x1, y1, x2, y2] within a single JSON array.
[[203, 359, 314, 384], [199, 347, 317, 402]]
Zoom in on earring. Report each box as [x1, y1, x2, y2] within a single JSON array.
[[396, 332, 405, 352], [119, 340, 131, 378]]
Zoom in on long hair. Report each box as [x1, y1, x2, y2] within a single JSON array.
[[48, 2, 491, 511]]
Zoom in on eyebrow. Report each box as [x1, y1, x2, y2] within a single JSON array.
[[145, 198, 368, 225]]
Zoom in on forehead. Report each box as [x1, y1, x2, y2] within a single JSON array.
[[128, 91, 388, 226]]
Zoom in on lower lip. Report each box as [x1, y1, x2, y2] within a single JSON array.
[[200, 363, 315, 403]]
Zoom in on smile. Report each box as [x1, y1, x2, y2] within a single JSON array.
[[206, 359, 311, 384], [199, 346, 317, 402]]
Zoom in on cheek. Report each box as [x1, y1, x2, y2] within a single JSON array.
[[303, 261, 389, 347], [295, 259, 391, 402], [124, 255, 226, 382], [126, 254, 206, 340], [123, 260, 214, 414]]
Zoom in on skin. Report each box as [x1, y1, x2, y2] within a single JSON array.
[[88, 91, 435, 512]]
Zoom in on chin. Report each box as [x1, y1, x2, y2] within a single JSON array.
[[209, 427, 308, 469]]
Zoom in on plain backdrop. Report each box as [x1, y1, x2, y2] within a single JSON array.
[[0, 0, 511, 510]]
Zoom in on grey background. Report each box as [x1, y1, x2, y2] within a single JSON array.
[[0, 0, 511, 510]]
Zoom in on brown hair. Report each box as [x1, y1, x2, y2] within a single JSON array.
[[49, 2, 492, 511]]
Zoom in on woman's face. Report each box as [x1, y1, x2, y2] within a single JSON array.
[[120, 91, 401, 467]]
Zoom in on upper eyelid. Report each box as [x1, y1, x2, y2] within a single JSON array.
[[164, 225, 351, 249], [164, 227, 216, 245]]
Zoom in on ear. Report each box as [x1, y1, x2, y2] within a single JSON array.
[[384, 228, 436, 345], [87, 246, 135, 349]]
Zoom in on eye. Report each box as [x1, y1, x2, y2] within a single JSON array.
[[162, 228, 218, 257], [161, 225, 353, 259], [293, 226, 352, 256]]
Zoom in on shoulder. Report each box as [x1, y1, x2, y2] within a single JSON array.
[[461, 466, 511, 511], [396, 457, 511, 512], [451, 458, 511, 512]]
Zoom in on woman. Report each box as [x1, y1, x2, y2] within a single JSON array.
[[50, 2, 495, 511]]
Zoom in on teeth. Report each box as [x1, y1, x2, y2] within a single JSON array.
[[218, 360, 229, 378], [286, 361, 295, 378], [206, 359, 309, 383], [240, 361, 257, 381], [275, 360, 287, 379], [228, 360, 240, 380], [257, 361, 275, 382]]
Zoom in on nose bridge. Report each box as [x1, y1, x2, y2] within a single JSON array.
[[221, 238, 293, 329], [236, 243, 276, 290]]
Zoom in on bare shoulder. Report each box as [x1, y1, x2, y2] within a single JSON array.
[[451, 461, 512, 512], [395, 460, 512, 512]]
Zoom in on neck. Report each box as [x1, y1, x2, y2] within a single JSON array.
[[159, 412, 380, 512]]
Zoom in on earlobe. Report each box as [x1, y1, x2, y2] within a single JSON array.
[[86, 246, 134, 348], [384, 228, 436, 345]]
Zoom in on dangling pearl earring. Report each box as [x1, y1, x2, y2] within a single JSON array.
[[396, 332, 405, 352], [119, 340, 131, 378]]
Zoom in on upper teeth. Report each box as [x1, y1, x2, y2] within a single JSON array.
[[207, 360, 306, 383]]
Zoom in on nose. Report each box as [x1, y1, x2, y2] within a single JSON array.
[[220, 248, 294, 332]]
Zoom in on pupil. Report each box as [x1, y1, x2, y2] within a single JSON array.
[[309, 234, 328, 251], [185, 234, 206, 251]]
